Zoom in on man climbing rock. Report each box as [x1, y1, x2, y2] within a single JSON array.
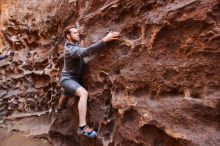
[[57, 25, 119, 138], [0, 50, 13, 61]]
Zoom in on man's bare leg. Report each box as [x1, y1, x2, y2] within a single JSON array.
[[75, 87, 88, 127]]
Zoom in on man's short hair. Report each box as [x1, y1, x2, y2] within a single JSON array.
[[63, 25, 77, 38]]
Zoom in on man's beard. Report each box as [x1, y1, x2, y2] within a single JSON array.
[[71, 36, 80, 42]]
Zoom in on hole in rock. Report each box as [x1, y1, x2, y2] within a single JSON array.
[[191, 91, 202, 99], [118, 44, 130, 57], [131, 84, 149, 97], [121, 25, 142, 40], [115, 6, 135, 23], [99, 120, 114, 142], [138, 124, 184, 146], [33, 59, 49, 70], [159, 88, 183, 97], [139, 3, 154, 14], [212, 3, 220, 13], [163, 68, 179, 80], [122, 109, 140, 128]]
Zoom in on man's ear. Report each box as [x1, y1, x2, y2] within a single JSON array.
[[66, 34, 71, 40]]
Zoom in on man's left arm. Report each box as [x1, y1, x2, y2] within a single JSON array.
[[83, 31, 120, 56], [83, 41, 106, 56]]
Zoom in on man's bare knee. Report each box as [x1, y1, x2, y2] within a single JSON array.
[[75, 87, 88, 97]]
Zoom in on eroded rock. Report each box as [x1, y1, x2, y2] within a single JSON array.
[[0, 0, 220, 146]]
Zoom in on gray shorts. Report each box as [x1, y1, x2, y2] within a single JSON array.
[[60, 78, 82, 97]]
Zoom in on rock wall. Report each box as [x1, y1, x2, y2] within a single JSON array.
[[0, 0, 220, 146]]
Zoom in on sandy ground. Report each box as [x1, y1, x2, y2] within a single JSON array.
[[0, 128, 52, 146], [0, 112, 54, 146]]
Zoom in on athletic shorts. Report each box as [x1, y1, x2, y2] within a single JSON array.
[[60, 78, 82, 97]]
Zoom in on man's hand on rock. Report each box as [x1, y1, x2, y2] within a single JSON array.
[[102, 31, 120, 43]]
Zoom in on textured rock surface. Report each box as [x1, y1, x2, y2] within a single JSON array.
[[0, 0, 220, 146]]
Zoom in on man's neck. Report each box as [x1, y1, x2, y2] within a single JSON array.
[[66, 39, 78, 44]]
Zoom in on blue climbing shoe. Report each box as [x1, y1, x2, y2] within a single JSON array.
[[77, 125, 97, 138]]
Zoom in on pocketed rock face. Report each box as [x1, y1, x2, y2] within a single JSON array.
[[0, 0, 220, 146]]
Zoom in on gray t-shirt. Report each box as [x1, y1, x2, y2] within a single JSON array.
[[60, 41, 105, 82]]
